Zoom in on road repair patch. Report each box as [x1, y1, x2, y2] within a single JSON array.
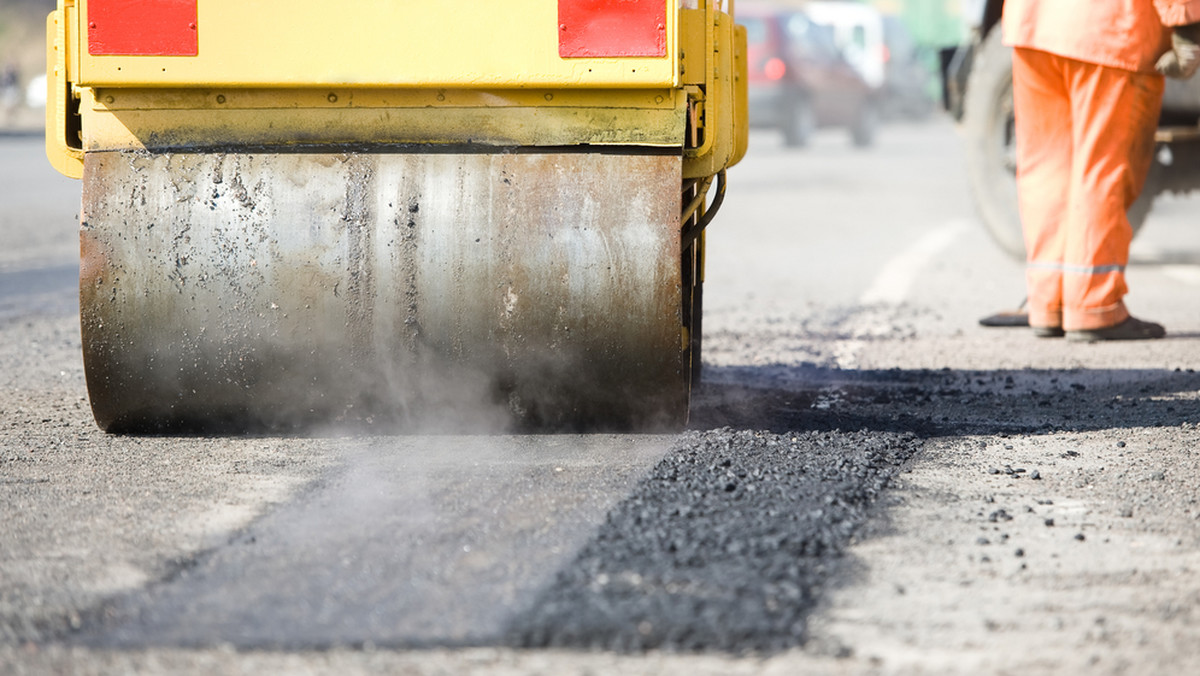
[[506, 427, 922, 653]]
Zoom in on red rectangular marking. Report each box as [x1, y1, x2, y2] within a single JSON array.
[[559, 0, 666, 58], [88, 0, 198, 56]]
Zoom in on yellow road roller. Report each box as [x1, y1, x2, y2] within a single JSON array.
[[45, 0, 746, 432]]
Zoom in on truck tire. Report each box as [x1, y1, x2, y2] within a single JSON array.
[[850, 100, 879, 148], [962, 28, 1154, 261], [782, 95, 816, 148]]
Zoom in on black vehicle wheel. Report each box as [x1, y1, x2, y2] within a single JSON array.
[[782, 96, 816, 148], [963, 29, 1155, 261], [681, 195, 705, 391], [851, 100, 879, 148], [688, 274, 703, 387]]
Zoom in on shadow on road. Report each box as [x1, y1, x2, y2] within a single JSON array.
[[69, 363, 1198, 656], [504, 363, 1198, 654], [0, 262, 78, 321], [690, 363, 1200, 437]]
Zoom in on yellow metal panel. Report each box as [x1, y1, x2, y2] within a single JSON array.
[[64, 1, 79, 83], [729, 23, 749, 169], [75, 0, 677, 89], [683, 10, 742, 179], [679, 8, 707, 86], [45, 10, 83, 179]]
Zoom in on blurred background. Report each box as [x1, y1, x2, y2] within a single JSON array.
[[741, 0, 963, 145], [1, 0, 964, 135], [0, 0, 52, 131]]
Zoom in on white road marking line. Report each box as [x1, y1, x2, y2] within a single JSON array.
[[859, 221, 971, 305], [833, 221, 969, 370]]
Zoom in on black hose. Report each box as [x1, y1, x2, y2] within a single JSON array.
[[681, 169, 726, 250]]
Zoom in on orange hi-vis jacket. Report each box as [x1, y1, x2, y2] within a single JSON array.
[[1003, 0, 1200, 73], [1000, 0, 1200, 331]]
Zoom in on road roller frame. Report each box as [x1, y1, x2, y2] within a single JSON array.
[[46, 0, 747, 432]]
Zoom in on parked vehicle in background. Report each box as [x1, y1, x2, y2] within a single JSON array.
[[25, 73, 46, 109], [742, 2, 878, 147], [804, 1, 885, 88], [880, 14, 935, 119], [1, 64, 20, 123], [944, 0, 1200, 259], [805, 1, 934, 121]]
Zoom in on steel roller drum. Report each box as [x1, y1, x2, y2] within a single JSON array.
[[79, 151, 687, 432]]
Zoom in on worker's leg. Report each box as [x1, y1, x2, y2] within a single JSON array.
[[1012, 47, 1072, 331], [1061, 61, 1164, 331]]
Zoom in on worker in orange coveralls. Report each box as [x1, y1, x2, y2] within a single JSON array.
[[1003, 0, 1200, 341]]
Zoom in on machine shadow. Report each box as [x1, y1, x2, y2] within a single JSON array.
[[70, 363, 1197, 655], [689, 363, 1200, 438], [500, 362, 1198, 655]]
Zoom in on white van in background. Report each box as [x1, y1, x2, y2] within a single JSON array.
[[804, 1, 934, 120], [803, 1, 886, 89]]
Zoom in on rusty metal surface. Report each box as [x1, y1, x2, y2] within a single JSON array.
[[80, 151, 685, 432]]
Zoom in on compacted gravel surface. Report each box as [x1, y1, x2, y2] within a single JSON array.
[[4, 124, 1200, 675]]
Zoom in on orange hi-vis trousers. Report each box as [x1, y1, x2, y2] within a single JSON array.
[[1012, 47, 1164, 331]]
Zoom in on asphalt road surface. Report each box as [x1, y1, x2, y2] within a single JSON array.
[[3, 119, 1200, 675]]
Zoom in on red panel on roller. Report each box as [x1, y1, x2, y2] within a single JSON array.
[[559, 0, 666, 58], [88, 0, 198, 56]]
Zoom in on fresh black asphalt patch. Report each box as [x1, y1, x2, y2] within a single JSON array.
[[505, 428, 922, 653]]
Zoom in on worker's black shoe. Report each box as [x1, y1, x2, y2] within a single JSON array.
[[979, 298, 1029, 328], [1032, 326, 1065, 338], [1066, 316, 1166, 342], [980, 310, 1030, 327]]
